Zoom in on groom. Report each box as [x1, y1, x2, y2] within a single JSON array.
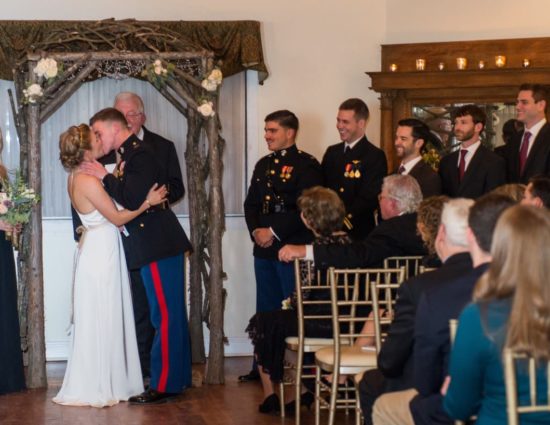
[[83, 107, 192, 404]]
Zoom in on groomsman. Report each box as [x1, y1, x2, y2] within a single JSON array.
[[113, 92, 185, 382], [240, 110, 322, 382], [503, 84, 550, 183], [84, 108, 192, 404], [321, 98, 387, 240], [394, 118, 441, 198], [439, 104, 506, 198]]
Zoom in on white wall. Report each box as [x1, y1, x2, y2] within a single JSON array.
[[385, 0, 550, 43], [5, 0, 387, 358]]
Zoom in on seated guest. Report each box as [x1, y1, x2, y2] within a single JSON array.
[[410, 194, 513, 425], [278, 174, 426, 268], [246, 186, 351, 414], [394, 118, 441, 198], [439, 104, 506, 199], [370, 198, 473, 425], [416, 195, 449, 268], [521, 175, 550, 208], [490, 183, 526, 203], [444, 205, 550, 425]]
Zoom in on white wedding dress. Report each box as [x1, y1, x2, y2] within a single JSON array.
[[53, 208, 143, 408]]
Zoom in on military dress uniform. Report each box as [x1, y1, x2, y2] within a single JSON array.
[[102, 133, 192, 395], [244, 144, 322, 313], [321, 136, 387, 240]]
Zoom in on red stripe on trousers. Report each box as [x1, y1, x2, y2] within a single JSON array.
[[150, 262, 170, 392]]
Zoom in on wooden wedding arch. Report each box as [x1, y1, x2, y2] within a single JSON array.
[[0, 19, 268, 388]]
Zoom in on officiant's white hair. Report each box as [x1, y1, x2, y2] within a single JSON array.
[[114, 92, 144, 113]]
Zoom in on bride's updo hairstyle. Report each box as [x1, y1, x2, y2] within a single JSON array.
[[59, 124, 92, 171]]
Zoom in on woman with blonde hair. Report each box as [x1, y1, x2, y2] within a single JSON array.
[[444, 205, 550, 424], [53, 124, 166, 407]]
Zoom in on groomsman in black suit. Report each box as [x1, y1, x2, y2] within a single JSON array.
[[321, 98, 387, 240], [84, 108, 192, 404], [394, 118, 441, 198], [439, 104, 506, 198], [504, 84, 550, 183], [114, 92, 185, 382]]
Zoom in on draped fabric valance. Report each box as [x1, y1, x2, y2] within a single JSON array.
[[0, 19, 268, 82]]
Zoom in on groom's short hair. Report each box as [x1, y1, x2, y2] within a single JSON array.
[[90, 107, 128, 127]]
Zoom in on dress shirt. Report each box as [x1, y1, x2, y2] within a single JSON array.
[[344, 136, 363, 152], [522, 118, 546, 157], [455, 140, 481, 171]]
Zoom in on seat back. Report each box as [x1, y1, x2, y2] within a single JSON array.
[[328, 267, 406, 354], [504, 348, 550, 425], [383, 256, 424, 280]]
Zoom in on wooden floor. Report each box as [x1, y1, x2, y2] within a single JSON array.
[[0, 357, 358, 425]]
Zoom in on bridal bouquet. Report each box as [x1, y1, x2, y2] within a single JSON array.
[[0, 171, 40, 249]]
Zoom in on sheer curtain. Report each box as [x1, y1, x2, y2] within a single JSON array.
[[0, 73, 247, 217]]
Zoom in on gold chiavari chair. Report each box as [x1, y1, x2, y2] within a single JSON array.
[[383, 255, 424, 280], [504, 349, 550, 425], [279, 259, 334, 422], [314, 267, 406, 425]]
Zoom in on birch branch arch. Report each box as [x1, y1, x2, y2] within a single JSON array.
[[10, 19, 231, 388]]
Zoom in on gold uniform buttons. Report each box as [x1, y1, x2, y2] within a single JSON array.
[[265, 195, 271, 200], [274, 159, 279, 164], [139, 223, 144, 228], [339, 188, 344, 193], [270, 170, 275, 175]]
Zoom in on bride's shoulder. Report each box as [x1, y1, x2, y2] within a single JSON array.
[[72, 172, 102, 191]]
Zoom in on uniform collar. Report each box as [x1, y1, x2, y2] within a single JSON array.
[[118, 133, 140, 156], [272, 144, 297, 158]]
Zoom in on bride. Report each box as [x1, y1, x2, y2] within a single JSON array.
[[54, 124, 166, 408]]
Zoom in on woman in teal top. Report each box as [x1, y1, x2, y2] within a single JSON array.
[[444, 205, 550, 425]]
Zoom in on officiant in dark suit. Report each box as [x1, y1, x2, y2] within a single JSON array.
[[439, 104, 506, 199], [394, 118, 441, 198]]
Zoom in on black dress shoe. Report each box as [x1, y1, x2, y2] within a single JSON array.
[[258, 393, 280, 414], [285, 391, 315, 412], [129, 388, 180, 405], [238, 369, 260, 382]]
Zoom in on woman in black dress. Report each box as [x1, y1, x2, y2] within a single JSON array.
[[247, 186, 351, 414], [0, 164, 26, 395]]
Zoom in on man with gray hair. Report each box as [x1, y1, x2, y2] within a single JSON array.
[[370, 198, 474, 425], [279, 174, 426, 268]]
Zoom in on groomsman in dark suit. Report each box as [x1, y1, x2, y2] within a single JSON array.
[[394, 118, 441, 198], [321, 98, 387, 240], [439, 104, 506, 198], [85, 108, 192, 404], [504, 84, 550, 183], [114, 92, 185, 382]]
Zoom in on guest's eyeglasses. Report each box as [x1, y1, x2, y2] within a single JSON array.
[[125, 112, 143, 120]]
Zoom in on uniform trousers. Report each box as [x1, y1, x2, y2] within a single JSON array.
[[129, 269, 154, 378], [141, 253, 191, 393], [254, 257, 295, 313]]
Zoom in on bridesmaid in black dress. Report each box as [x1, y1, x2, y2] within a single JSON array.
[[0, 165, 26, 395]]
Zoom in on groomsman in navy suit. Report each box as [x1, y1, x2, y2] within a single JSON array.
[[439, 104, 506, 198]]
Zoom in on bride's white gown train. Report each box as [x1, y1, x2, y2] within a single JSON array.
[[53, 209, 143, 408]]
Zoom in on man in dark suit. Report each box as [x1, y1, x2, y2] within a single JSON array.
[[321, 98, 387, 240], [439, 104, 506, 198], [365, 198, 472, 425], [504, 84, 550, 183], [278, 174, 426, 268], [371, 194, 514, 425], [84, 108, 193, 404], [394, 118, 441, 198]]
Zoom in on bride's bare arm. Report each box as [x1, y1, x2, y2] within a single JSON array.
[[79, 175, 166, 226]]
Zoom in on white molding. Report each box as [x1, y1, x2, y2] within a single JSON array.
[[46, 336, 253, 361]]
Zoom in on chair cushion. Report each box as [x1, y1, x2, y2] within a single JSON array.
[[315, 346, 377, 373]]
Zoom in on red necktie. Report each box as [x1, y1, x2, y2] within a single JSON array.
[[398, 165, 406, 174], [458, 149, 468, 181], [519, 131, 531, 175]]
